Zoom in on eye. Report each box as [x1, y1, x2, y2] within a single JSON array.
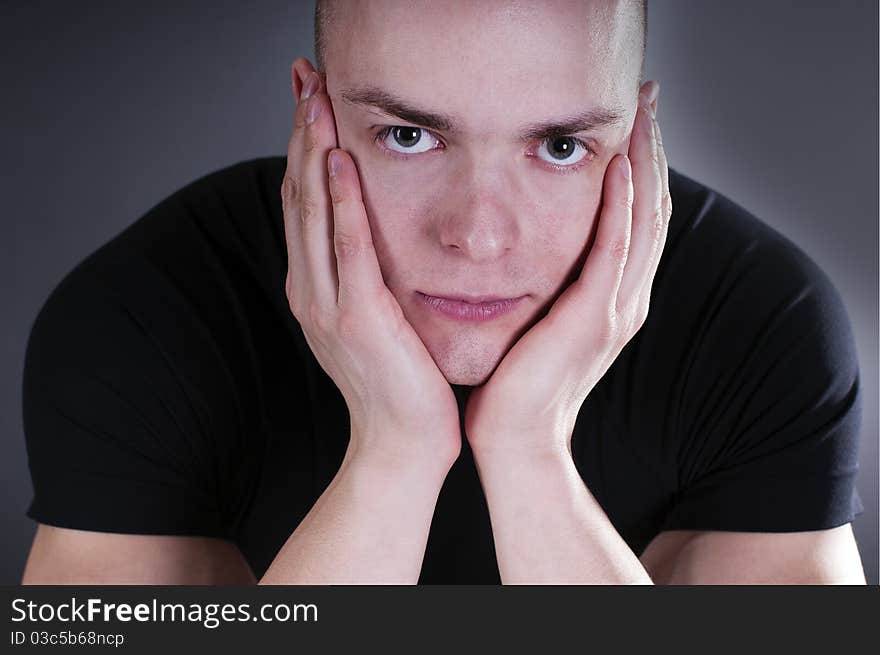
[[372, 125, 595, 173], [534, 136, 594, 169], [375, 126, 442, 156]]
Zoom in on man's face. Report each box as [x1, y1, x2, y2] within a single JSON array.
[[323, 0, 643, 385]]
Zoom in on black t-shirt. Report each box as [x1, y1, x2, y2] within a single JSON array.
[[22, 156, 865, 583]]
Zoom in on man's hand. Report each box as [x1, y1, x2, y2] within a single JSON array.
[[282, 59, 461, 470], [464, 81, 670, 460]]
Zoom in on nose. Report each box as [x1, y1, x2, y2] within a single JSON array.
[[438, 181, 520, 262]]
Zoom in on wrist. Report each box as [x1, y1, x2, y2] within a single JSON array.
[[471, 441, 578, 498], [469, 429, 573, 470], [345, 432, 459, 482], [332, 448, 449, 505]]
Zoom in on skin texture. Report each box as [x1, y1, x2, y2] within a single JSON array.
[[21, 0, 866, 585], [274, 0, 672, 583], [283, 0, 865, 584], [320, 0, 645, 386]]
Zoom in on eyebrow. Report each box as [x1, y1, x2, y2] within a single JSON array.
[[339, 85, 627, 141]]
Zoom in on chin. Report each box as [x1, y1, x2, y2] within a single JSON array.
[[402, 294, 536, 387], [424, 330, 506, 387], [438, 361, 493, 386]]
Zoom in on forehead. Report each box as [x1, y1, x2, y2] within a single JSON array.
[[326, 0, 641, 136]]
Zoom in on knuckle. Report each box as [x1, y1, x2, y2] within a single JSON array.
[[281, 175, 300, 211], [599, 237, 630, 263], [294, 99, 309, 129], [334, 230, 372, 259], [651, 207, 665, 238], [287, 288, 306, 321], [285, 270, 295, 302], [303, 122, 320, 153], [285, 274, 302, 318], [596, 311, 620, 345], [329, 176, 347, 204], [663, 190, 673, 218], [307, 300, 333, 334], [623, 304, 644, 335], [336, 308, 361, 341], [299, 195, 319, 228], [288, 294, 302, 321]]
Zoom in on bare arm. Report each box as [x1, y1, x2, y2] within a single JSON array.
[[22, 442, 450, 586], [22, 58, 461, 586], [260, 446, 450, 584], [262, 58, 461, 583], [473, 448, 652, 584], [21, 524, 257, 585], [639, 524, 866, 584]]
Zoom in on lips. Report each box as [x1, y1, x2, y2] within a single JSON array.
[[416, 291, 525, 322]]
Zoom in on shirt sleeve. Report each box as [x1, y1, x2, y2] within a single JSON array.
[[22, 261, 231, 538], [660, 231, 865, 533]]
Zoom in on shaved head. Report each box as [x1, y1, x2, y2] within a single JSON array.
[[304, 0, 651, 385], [314, 0, 648, 78]]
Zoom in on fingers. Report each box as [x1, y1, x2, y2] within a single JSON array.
[[281, 72, 308, 304], [326, 149, 386, 307], [617, 82, 665, 311], [637, 116, 671, 312], [282, 59, 386, 322], [567, 152, 634, 331], [297, 75, 340, 305], [281, 65, 339, 315]]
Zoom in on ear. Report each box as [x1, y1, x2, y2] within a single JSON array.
[[290, 57, 318, 101]]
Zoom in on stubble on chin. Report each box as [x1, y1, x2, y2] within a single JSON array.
[[428, 327, 511, 387]]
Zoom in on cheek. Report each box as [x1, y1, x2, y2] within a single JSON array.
[[521, 175, 604, 291], [351, 158, 438, 284], [346, 140, 605, 295]]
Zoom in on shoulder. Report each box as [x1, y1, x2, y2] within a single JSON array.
[[657, 167, 856, 369], [639, 167, 861, 472], [664, 167, 840, 292], [21, 159, 295, 536], [31, 155, 292, 334], [23, 155, 294, 453], [652, 171, 855, 365], [646, 169, 863, 518], [103, 155, 288, 262], [640, 169, 859, 409], [614, 169, 866, 535]]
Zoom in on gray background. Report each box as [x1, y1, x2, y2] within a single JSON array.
[[2, 1, 877, 584]]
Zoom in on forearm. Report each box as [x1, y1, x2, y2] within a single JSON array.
[[473, 446, 653, 584], [259, 441, 450, 585]]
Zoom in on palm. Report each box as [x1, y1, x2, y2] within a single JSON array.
[[465, 308, 574, 447]]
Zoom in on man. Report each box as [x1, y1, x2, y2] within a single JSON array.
[[21, 0, 865, 583]]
